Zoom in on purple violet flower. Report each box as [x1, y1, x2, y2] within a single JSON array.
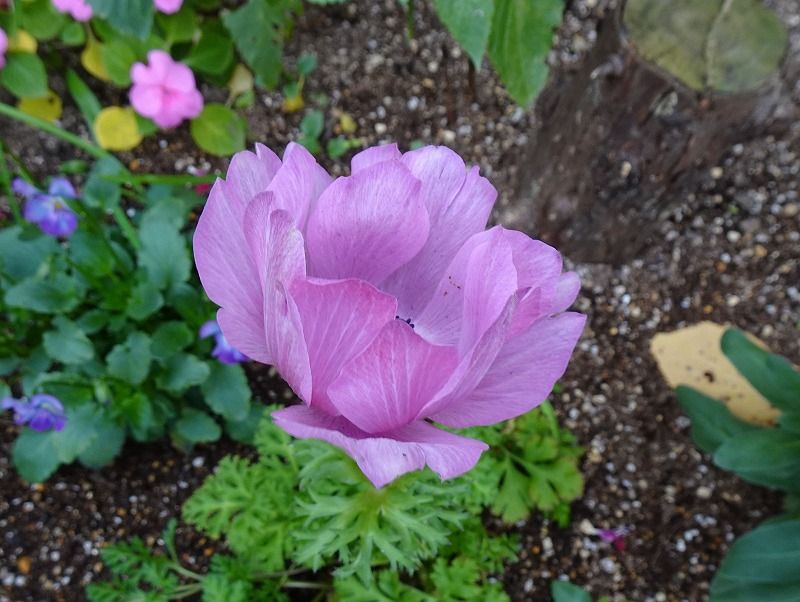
[[13, 177, 79, 238], [193, 143, 586, 488], [2, 394, 67, 432], [200, 320, 249, 364]]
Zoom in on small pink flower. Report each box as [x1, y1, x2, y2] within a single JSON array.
[[129, 50, 203, 129], [194, 143, 585, 488], [154, 0, 182, 13], [51, 0, 93, 21], [597, 527, 629, 552], [0, 29, 7, 70]]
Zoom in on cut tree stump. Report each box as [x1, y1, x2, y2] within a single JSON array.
[[506, 0, 797, 264]]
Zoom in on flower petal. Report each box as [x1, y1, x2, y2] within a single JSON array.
[[328, 320, 458, 434], [130, 84, 163, 119], [350, 143, 402, 172], [47, 177, 76, 198], [260, 209, 311, 401], [193, 147, 281, 362], [267, 142, 332, 231], [305, 161, 429, 285], [552, 271, 581, 313], [415, 227, 516, 352], [289, 277, 397, 416], [272, 405, 488, 488], [23, 196, 52, 223], [432, 312, 586, 427], [12, 178, 40, 199], [381, 148, 496, 317]]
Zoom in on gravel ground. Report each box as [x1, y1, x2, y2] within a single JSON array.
[[1, 1, 799, 601]]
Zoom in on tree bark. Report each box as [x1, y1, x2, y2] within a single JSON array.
[[506, 2, 798, 264]]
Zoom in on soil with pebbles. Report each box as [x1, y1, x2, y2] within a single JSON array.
[[2, 1, 799, 601]]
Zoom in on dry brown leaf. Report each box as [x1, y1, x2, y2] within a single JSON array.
[[650, 321, 780, 426]]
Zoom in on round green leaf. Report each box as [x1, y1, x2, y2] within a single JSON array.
[[174, 408, 221, 443], [190, 103, 246, 156], [0, 52, 48, 98]]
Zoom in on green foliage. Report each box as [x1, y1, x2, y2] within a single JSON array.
[[94, 403, 579, 600], [676, 327, 800, 599], [624, 0, 787, 93], [0, 52, 49, 98], [298, 109, 324, 155], [2, 175, 253, 482], [86, 0, 155, 39], [433, 0, 563, 105], [551, 580, 592, 602], [190, 104, 247, 157], [710, 518, 800, 601], [468, 402, 584, 524]]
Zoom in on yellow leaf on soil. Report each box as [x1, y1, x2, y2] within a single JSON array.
[[650, 321, 781, 425], [282, 94, 305, 114], [8, 30, 37, 53], [94, 107, 143, 151], [339, 112, 357, 134], [17, 90, 63, 122], [227, 64, 253, 99], [81, 37, 110, 82]]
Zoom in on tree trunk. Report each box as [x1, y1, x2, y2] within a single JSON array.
[[506, 2, 798, 264]]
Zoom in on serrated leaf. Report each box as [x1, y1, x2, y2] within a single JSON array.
[[5, 273, 82, 314], [0, 225, 57, 282], [106, 332, 152, 385], [156, 353, 209, 393], [138, 219, 191, 290], [201, 362, 250, 422], [151, 321, 194, 361], [487, 0, 562, 106], [12, 428, 61, 482], [174, 408, 221, 443], [43, 316, 95, 365]]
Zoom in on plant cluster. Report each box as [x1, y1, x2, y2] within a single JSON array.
[[0, 158, 259, 482], [87, 404, 583, 600], [676, 328, 800, 601]]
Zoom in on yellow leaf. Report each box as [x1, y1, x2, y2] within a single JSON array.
[[81, 37, 110, 82], [227, 64, 253, 100], [94, 107, 143, 151], [339, 112, 357, 134], [650, 321, 781, 425], [282, 94, 304, 114], [17, 90, 63, 122], [8, 30, 37, 53]]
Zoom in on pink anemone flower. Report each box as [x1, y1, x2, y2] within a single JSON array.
[[194, 143, 585, 488], [129, 50, 203, 129]]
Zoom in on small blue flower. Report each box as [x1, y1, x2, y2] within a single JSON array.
[[2, 394, 67, 432], [12, 177, 79, 238], [200, 320, 248, 364]]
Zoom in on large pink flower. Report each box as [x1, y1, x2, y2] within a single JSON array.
[[129, 50, 203, 129], [194, 143, 585, 488]]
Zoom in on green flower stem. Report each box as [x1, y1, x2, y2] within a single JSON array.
[[102, 173, 217, 186], [0, 102, 109, 161], [0, 142, 21, 223], [109, 204, 140, 250]]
